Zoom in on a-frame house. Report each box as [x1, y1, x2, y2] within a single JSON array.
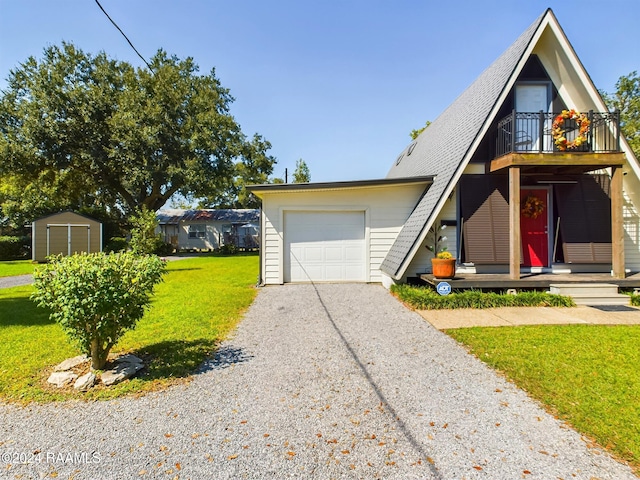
[[250, 9, 640, 287]]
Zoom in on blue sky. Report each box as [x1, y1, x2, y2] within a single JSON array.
[[1, 1, 638, 183]]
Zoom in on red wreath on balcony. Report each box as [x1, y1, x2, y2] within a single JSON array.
[[552, 109, 590, 151]]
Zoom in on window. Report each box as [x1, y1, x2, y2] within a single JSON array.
[[188, 224, 206, 239]]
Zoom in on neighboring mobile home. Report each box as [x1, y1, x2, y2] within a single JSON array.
[[32, 211, 102, 262], [249, 9, 640, 287], [157, 209, 259, 251]]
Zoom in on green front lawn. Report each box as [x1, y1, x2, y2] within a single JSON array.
[[448, 325, 640, 471], [0, 260, 35, 277], [0, 255, 258, 403]]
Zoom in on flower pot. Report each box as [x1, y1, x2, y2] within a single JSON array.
[[431, 258, 456, 279]]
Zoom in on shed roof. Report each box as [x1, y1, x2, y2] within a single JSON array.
[[157, 209, 259, 225], [32, 210, 101, 224]]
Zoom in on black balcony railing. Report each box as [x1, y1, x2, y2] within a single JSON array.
[[495, 110, 621, 158]]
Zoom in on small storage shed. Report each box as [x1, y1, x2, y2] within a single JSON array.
[[32, 211, 102, 262]]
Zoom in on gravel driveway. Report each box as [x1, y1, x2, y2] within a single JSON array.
[[0, 284, 636, 479]]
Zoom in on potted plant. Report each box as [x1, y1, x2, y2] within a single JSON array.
[[427, 222, 456, 279]]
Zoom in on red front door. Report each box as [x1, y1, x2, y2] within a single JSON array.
[[521, 189, 548, 267]]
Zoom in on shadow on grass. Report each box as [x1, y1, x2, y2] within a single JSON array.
[[0, 296, 52, 326], [133, 340, 252, 381], [164, 267, 203, 273]]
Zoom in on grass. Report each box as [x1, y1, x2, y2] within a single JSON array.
[[0, 260, 35, 277], [448, 325, 640, 470], [0, 255, 258, 403], [391, 283, 575, 309]]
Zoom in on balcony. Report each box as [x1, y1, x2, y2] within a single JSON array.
[[495, 110, 621, 158]]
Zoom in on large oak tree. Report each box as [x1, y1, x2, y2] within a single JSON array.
[[0, 43, 275, 227]]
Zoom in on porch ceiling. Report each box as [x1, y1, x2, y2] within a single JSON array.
[[490, 152, 625, 174]]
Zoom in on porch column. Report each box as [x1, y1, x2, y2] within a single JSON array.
[[611, 166, 625, 278], [509, 167, 521, 280]]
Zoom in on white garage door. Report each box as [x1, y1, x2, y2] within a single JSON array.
[[284, 211, 366, 282]]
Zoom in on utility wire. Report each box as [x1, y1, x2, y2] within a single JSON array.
[[94, 0, 153, 71]]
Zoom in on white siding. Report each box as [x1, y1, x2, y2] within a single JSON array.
[[178, 222, 221, 250], [623, 175, 640, 271], [259, 183, 428, 284]]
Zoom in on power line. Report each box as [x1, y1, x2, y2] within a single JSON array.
[[94, 0, 153, 71]]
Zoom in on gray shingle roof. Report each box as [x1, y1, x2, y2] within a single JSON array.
[[380, 9, 549, 279]]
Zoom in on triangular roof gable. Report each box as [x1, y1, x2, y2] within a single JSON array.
[[32, 210, 101, 224], [380, 8, 638, 279]]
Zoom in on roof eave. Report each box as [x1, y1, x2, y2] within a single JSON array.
[[248, 176, 434, 198]]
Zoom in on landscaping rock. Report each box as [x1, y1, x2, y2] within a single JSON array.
[[117, 354, 144, 367], [53, 355, 88, 372], [73, 372, 96, 391], [101, 355, 145, 386], [47, 371, 78, 388]]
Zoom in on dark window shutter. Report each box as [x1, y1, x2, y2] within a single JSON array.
[[460, 175, 510, 264], [554, 174, 611, 264]]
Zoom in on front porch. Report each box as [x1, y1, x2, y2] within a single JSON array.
[[419, 271, 640, 290]]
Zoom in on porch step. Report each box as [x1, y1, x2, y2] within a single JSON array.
[[549, 283, 630, 306]]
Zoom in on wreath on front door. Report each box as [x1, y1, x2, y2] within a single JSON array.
[[522, 194, 545, 219], [552, 109, 590, 151]]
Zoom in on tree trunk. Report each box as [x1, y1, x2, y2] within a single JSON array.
[[90, 338, 106, 370]]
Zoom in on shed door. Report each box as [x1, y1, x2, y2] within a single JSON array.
[[284, 211, 366, 282], [48, 224, 90, 256]]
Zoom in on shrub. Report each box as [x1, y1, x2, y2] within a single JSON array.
[[153, 238, 174, 256], [219, 243, 238, 255], [391, 284, 574, 309], [129, 207, 162, 255], [104, 237, 128, 253], [0, 236, 29, 260], [31, 252, 167, 369]]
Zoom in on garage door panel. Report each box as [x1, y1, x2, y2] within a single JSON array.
[[345, 246, 364, 261], [324, 246, 343, 262], [303, 245, 324, 262], [344, 265, 364, 278], [325, 265, 344, 279], [284, 211, 366, 282]]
